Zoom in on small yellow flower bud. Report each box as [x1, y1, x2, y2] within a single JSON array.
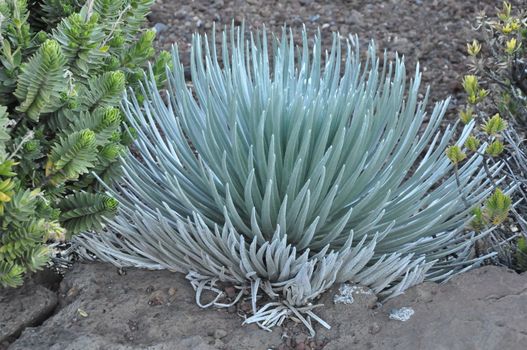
[[462, 75, 479, 96], [505, 37, 517, 54], [510, 19, 520, 31], [467, 40, 481, 56], [502, 23, 513, 34], [501, 19, 520, 34]]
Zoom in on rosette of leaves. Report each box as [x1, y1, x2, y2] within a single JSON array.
[[0, 0, 170, 239], [78, 27, 498, 334]]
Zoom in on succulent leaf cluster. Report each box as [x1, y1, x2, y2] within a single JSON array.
[[79, 27, 497, 333]]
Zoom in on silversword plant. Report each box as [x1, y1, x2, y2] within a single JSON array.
[[79, 27, 500, 334]]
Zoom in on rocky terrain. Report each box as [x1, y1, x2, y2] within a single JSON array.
[[1, 263, 526, 350]]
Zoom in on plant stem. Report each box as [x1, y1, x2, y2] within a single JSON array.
[[100, 5, 132, 48], [454, 163, 470, 209], [478, 152, 498, 189]]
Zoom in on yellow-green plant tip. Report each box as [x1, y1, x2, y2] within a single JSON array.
[[459, 107, 474, 124], [462, 75, 479, 96], [446, 145, 467, 164], [464, 136, 480, 152], [505, 38, 518, 54], [483, 114, 508, 135], [100, 144, 123, 160], [466, 40, 481, 56], [102, 108, 122, 126], [104, 197, 119, 211], [478, 89, 489, 99], [0, 263, 25, 288], [501, 18, 521, 34], [484, 189, 512, 225], [486, 140, 505, 157], [80, 129, 96, 145]]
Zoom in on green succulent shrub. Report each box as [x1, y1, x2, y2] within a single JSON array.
[[0, 106, 65, 287], [0, 0, 168, 286], [79, 28, 499, 334]]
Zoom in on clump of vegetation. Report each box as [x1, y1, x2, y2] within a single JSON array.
[[79, 27, 497, 334], [0, 0, 168, 287], [468, 1, 526, 123], [451, 1, 526, 269], [0, 106, 64, 287]]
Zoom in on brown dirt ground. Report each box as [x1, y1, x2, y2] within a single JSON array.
[[148, 0, 523, 116], [4, 263, 527, 350]]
